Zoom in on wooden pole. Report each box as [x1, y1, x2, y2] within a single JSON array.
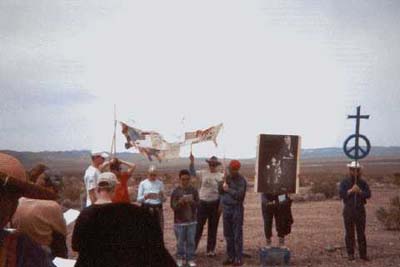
[[110, 104, 117, 158]]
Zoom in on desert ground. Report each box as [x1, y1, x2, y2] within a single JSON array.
[[8, 150, 399, 266], [66, 181, 400, 267]]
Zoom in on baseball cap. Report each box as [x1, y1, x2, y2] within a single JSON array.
[[91, 151, 109, 159], [97, 172, 118, 187], [229, 160, 241, 170]]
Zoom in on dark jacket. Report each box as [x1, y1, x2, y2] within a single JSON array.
[[339, 176, 371, 209], [170, 185, 199, 224], [218, 174, 247, 207], [72, 203, 177, 267]]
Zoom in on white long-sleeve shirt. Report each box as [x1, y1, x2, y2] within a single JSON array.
[[137, 178, 165, 205]]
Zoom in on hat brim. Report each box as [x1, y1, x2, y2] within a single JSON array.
[[0, 175, 56, 200], [205, 160, 221, 165], [347, 165, 362, 169]]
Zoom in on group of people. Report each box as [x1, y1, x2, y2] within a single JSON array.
[[0, 150, 372, 267], [80, 151, 248, 267]]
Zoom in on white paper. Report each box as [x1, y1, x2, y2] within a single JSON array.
[[63, 209, 80, 225], [278, 194, 287, 203], [53, 257, 76, 267]]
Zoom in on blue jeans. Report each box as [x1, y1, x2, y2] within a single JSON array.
[[174, 223, 197, 261], [223, 205, 244, 262]]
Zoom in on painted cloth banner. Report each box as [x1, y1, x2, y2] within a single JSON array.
[[184, 123, 223, 147], [160, 142, 181, 160], [121, 122, 151, 149], [121, 122, 181, 162]]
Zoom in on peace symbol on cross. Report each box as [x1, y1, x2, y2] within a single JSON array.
[[343, 106, 371, 160]]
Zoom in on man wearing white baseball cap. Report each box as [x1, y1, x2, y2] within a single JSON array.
[[339, 161, 371, 262], [72, 169, 177, 267], [83, 151, 109, 207], [94, 172, 118, 205]]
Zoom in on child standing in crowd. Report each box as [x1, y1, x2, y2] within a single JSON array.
[[171, 169, 200, 267]]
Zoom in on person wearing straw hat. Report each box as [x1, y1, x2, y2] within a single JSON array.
[[137, 165, 166, 233], [72, 171, 177, 267], [189, 154, 224, 257], [219, 160, 247, 267], [339, 161, 371, 262], [0, 152, 57, 267], [83, 151, 109, 208]]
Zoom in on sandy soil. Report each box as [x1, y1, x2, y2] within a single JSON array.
[[67, 185, 400, 267]]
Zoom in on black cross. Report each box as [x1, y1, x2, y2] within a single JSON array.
[[347, 106, 370, 159]]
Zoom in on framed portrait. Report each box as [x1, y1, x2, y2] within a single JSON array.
[[255, 134, 301, 194]]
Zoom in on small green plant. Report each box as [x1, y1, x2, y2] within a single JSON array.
[[376, 196, 400, 231]]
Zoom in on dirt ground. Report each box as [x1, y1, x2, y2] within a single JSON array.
[[163, 186, 400, 267], [67, 184, 400, 267]]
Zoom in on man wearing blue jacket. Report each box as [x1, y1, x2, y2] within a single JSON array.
[[339, 161, 371, 262], [219, 160, 247, 267]]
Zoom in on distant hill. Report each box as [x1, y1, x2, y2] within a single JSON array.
[[300, 146, 400, 160], [1, 146, 399, 176]]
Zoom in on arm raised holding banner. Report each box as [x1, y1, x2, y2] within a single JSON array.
[[189, 153, 197, 177]]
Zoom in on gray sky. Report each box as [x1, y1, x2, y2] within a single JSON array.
[[0, 0, 399, 158]]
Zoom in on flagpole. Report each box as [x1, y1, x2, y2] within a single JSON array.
[[114, 104, 117, 156], [110, 104, 117, 159]]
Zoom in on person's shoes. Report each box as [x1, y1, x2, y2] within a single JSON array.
[[222, 258, 234, 265], [360, 255, 370, 261], [266, 238, 272, 248], [188, 260, 197, 267], [233, 260, 244, 266], [206, 251, 216, 257], [348, 255, 355, 261], [176, 259, 184, 267]]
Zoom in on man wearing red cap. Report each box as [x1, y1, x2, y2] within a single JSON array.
[[219, 160, 247, 266]]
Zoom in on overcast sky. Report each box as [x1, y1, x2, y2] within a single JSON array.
[[0, 0, 399, 158]]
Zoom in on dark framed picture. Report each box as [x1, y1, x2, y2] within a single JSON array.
[[255, 134, 301, 194]]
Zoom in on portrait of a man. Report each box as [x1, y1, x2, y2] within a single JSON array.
[[255, 134, 300, 194]]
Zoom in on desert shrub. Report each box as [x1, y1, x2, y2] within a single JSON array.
[[393, 173, 400, 186], [299, 174, 310, 187], [376, 196, 400, 231], [310, 177, 340, 199], [61, 176, 84, 202]]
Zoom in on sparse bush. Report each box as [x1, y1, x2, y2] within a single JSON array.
[[61, 176, 84, 202], [299, 174, 310, 187], [392, 173, 400, 186], [376, 196, 400, 231], [310, 178, 339, 199]]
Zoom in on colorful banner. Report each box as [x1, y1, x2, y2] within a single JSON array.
[[184, 123, 223, 147], [121, 122, 181, 162]]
